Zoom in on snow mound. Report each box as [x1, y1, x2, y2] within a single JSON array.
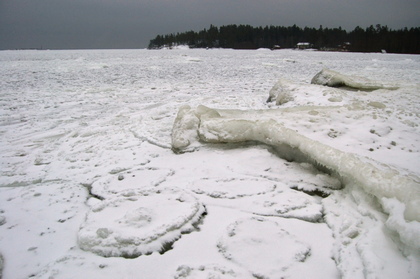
[[217, 217, 311, 278], [78, 187, 206, 258], [311, 68, 397, 90]]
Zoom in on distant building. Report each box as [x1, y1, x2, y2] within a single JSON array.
[[296, 42, 312, 50], [338, 42, 351, 51]]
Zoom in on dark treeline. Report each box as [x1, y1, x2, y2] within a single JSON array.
[[148, 24, 420, 54]]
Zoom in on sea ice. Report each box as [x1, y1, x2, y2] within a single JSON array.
[[78, 187, 206, 258], [171, 103, 420, 277], [217, 217, 337, 278], [1, 49, 419, 279], [173, 105, 419, 221]]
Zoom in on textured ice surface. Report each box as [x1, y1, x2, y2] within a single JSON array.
[[217, 217, 337, 278], [174, 105, 420, 219], [1, 49, 419, 279], [172, 100, 420, 277], [78, 187, 206, 258], [90, 167, 174, 199], [187, 176, 276, 198]]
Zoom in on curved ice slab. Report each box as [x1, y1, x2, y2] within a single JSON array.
[[78, 188, 206, 258], [171, 105, 419, 224], [0, 253, 3, 279], [311, 68, 397, 90]]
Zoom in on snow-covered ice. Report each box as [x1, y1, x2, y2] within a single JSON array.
[[0, 48, 419, 279], [78, 187, 206, 258]]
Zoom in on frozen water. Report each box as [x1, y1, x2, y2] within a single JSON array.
[[78, 187, 206, 258], [0, 49, 419, 279], [266, 78, 295, 105], [217, 217, 338, 278]]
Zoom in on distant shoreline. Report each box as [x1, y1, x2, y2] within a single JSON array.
[[148, 24, 420, 55]]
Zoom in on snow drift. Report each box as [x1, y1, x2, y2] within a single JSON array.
[[171, 105, 420, 245]]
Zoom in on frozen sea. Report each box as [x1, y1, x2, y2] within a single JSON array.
[[0, 48, 419, 279]]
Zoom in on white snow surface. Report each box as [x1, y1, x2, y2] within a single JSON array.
[[0, 49, 419, 279]]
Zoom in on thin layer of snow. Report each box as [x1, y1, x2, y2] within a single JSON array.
[[0, 49, 419, 279]]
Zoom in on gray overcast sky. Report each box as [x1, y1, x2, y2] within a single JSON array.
[[0, 0, 419, 49]]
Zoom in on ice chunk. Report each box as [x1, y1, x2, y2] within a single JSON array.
[[266, 78, 295, 105], [188, 106, 419, 220], [171, 105, 201, 152], [0, 215, 5, 226], [171, 105, 420, 250], [382, 198, 420, 250], [78, 187, 206, 258], [172, 105, 223, 152], [311, 68, 396, 90]]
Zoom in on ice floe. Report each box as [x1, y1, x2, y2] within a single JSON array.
[[172, 103, 420, 277], [78, 187, 206, 258], [311, 68, 398, 90]]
